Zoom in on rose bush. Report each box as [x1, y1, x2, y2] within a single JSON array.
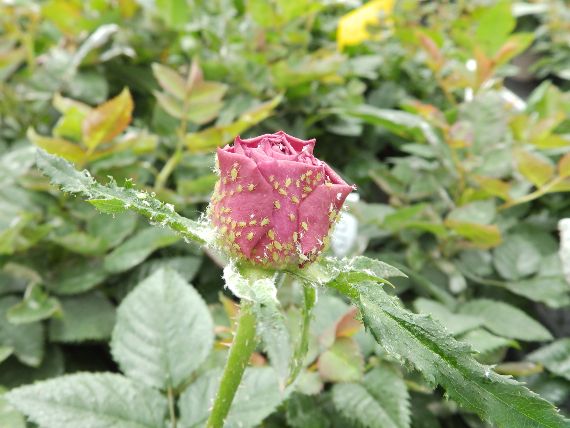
[[209, 131, 353, 268]]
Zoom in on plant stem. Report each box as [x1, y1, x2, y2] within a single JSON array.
[[288, 285, 315, 384], [167, 386, 177, 428], [206, 301, 257, 428]]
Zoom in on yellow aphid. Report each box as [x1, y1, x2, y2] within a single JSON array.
[[231, 221, 237, 229], [236, 184, 243, 193], [233, 243, 241, 251], [293, 232, 298, 242], [273, 182, 279, 190], [236, 231, 242, 237], [230, 165, 239, 181], [289, 213, 296, 221], [291, 195, 300, 204], [301, 222, 308, 231], [260, 217, 270, 226], [303, 186, 312, 193], [273, 200, 281, 210], [285, 178, 292, 187], [316, 172, 323, 181], [247, 231, 254, 241], [248, 183, 256, 191], [225, 217, 232, 224], [329, 210, 337, 221], [296, 180, 301, 188], [221, 225, 228, 234], [300, 174, 306, 181], [278, 188, 287, 196], [272, 252, 279, 262], [274, 241, 283, 250], [238, 221, 246, 227], [268, 229, 275, 240], [228, 232, 235, 242], [249, 219, 257, 226], [269, 175, 275, 182], [306, 170, 313, 176]]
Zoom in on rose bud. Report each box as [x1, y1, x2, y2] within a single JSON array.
[[209, 131, 353, 269]]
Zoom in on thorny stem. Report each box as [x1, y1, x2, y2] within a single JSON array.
[[167, 386, 177, 428], [206, 301, 257, 428]]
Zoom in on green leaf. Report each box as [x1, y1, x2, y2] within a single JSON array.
[[326, 281, 568, 428], [49, 292, 115, 342], [103, 226, 180, 273], [528, 339, 570, 381], [0, 347, 64, 389], [46, 258, 108, 295], [445, 220, 502, 248], [332, 365, 410, 428], [475, 0, 515, 55], [0, 346, 13, 364], [6, 284, 60, 324], [185, 96, 282, 152], [36, 150, 212, 245], [151, 63, 187, 100], [155, 0, 189, 29], [223, 264, 291, 384], [318, 337, 364, 382], [179, 367, 283, 428], [285, 393, 330, 428], [6, 373, 167, 428], [493, 235, 541, 280], [0, 297, 44, 367], [82, 88, 134, 150], [459, 299, 552, 341], [413, 298, 483, 336], [112, 268, 214, 389], [504, 276, 570, 309], [0, 387, 25, 428], [459, 329, 517, 355]]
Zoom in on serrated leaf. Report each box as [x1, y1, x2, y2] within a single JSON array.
[[413, 298, 483, 336], [82, 88, 134, 150], [179, 367, 283, 428], [112, 268, 214, 389], [332, 365, 410, 428], [318, 337, 364, 382], [223, 264, 291, 384], [103, 226, 180, 273], [6, 373, 167, 428], [36, 150, 212, 245], [459, 299, 552, 341], [323, 281, 568, 428], [528, 339, 570, 381], [49, 292, 115, 342], [285, 393, 329, 428], [0, 297, 44, 367]]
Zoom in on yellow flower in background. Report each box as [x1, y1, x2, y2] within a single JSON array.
[[337, 0, 396, 50]]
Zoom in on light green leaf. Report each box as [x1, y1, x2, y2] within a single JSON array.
[[155, 0, 189, 29], [475, 0, 515, 55], [459, 329, 518, 355], [46, 258, 108, 295], [0, 386, 25, 428], [0, 347, 64, 389], [413, 298, 483, 336], [36, 150, 213, 245], [493, 235, 541, 280], [6, 285, 60, 324], [0, 297, 44, 367], [179, 367, 283, 428], [6, 373, 167, 428], [49, 292, 115, 342], [285, 393, 329, 428], [515, 149, 555, 188], [504, 277, 570, 309], [459, 299, 552, 341], [528, 339, 570, 381], [103, 227, 180, 273], [326, 281, 568, 428], [318, 337, 364, 382], [112, 268, 214, 389], [151, 63, 187, 100], [332, 365, 410, 428], [27, 128, 85, 163]]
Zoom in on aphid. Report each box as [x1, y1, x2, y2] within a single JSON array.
[[273, 200, 281, 210], [260, 217, 270, 226]]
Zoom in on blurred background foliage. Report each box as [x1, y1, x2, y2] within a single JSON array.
[[1, 0, 569, 427]]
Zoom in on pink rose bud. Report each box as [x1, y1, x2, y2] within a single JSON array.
[[209, 131, 353, 268]]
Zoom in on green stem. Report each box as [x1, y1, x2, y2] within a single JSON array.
[[206, 301, 257, 428], [167, 386, 177, 428], [288, 285, 315, 384]]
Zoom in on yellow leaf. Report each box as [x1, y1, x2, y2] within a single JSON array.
[[514, 149, 555, 187], [559, 153, 570, 178], [27, 128, 86, 164], [445, 220, 502, 248], [337, 0, 395, 50], [82, 88, 134, 151], [475, 176, 511, 200]]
